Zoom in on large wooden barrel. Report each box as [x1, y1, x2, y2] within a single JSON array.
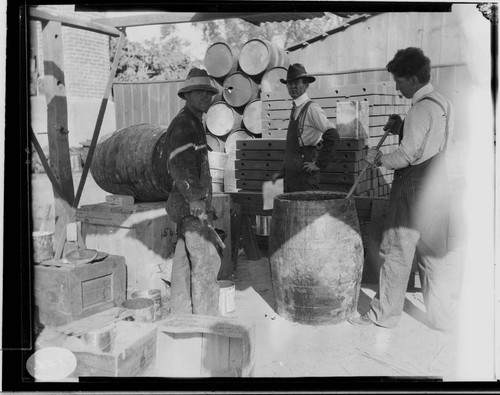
[[206, 101, 243, 137], [90, 124, 172, 202], [269, 191, 364, 325], [238, 39, 290, 79], [261, 66, 288, 93], [204, 42, 239, 81], [242, 99, 262, 135], [223, 129, 254, 192], [223, 72, 259, 109]]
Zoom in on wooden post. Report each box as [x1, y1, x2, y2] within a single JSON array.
[[41, 20, 75, 257]]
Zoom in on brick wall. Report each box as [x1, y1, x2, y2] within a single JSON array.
[[33, 5, 110, 99]]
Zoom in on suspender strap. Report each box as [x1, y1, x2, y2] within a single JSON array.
[[296, 100, 313, 146], [417, 96, 451, 152]]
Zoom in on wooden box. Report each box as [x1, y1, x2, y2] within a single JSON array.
[[156, 314, 255, 377], [76, 195, 233, 295], [34, 254, 126, 327], [70, 321, 158, 377]]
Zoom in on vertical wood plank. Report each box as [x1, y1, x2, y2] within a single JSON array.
[[123, 84, 134, 128], [159, 83, 170, 125], [132, 84, 143, 125], [149, 83, 160, 125], [367, 15, 388, 69], [41, 20, 75, 248], [421, 13, 442, 65], [171, 332, 203, 377], [228, 337, 243, 374], [156, 330, 175, 376], [200, 333, 230, 377], [141, 83, 151, 123], [439, 13, 461, 65]]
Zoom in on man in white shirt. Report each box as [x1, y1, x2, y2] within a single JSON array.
[[271, 63, 339, 192], [349, 48, 456, 331]]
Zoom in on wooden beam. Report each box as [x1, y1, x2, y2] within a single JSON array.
[[92, 12, 283, 28], [29, 7, 121, 37], [42, 19, 75, 259]]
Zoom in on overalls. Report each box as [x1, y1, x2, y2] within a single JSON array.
[[283, 101, 320, 192], [368, 96, 455, 330]]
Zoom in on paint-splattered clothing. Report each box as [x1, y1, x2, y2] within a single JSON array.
[[165, 105, 220, 316]]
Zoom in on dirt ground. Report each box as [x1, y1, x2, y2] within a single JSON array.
[[30, 171, 461, 381]]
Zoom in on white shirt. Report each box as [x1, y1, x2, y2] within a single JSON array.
[[292, 93, 335, 146], [381, 84, 454, 170]]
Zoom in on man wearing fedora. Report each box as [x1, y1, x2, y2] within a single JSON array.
[[165, 67, 221, 316], [271, 63, 339, 192]]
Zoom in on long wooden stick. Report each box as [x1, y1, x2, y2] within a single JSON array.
[[73, 32, 125, 210], [346, 127, 392, 200]]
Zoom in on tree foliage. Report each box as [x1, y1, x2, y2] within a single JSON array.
[[110, 32, 193, 82]]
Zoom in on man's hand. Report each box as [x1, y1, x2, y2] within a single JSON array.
[[365, 148, 382, 166], [302, 161, 320, 174], [189, 199, 206, 219], [384, 114, 403, 134], [270, 172, 284, 184]]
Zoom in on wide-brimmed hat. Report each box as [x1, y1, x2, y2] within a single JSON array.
[[178, 68, 218, 99], [280, 63, 316, 84]]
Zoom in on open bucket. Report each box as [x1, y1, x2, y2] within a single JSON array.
[[131, 289, 162, 322], [218, 280, 236, 315], [122, 298, 154, 323], [32, 231, 54, 263]]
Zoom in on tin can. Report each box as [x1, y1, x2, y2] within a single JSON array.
[[131, 289, 162, 321]]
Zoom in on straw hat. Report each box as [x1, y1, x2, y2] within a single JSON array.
[[178, 68, 218, 99], [280, 63, 316, 84]]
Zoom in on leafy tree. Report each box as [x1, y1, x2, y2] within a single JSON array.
[[110, 30, 193, 82]]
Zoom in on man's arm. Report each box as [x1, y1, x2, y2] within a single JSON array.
[[168, 123, 208, 203]]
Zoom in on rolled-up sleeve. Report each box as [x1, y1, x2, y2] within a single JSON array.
[[381, 106, 432, 170]]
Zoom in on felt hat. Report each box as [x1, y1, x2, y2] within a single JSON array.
[[280, 63, 316, 84], [177, 68, 218, 99]]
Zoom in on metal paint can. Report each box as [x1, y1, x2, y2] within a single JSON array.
[[131, 289, 162, 321], [122, 298, 154, 323]]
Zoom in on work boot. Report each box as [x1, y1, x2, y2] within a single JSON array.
[[348, 313, 375, 327]]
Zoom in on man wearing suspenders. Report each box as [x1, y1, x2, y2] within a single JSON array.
[[349, 48, 457, 331], [271, 63, 339, 192]]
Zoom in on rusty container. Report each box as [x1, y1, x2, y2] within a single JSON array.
[[269, 191, 364, 325], [90, 124, 172, 202]]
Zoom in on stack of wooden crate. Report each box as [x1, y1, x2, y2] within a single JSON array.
[[234, 139, 285, 192], [260, 81, 411, 197]]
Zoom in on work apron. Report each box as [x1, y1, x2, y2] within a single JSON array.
[[283, 102, 320, 192]]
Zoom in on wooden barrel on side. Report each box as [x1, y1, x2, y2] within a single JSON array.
[[223, 72, 259, 110], [204, 42, 239, 81], [206, 101, 243, 137], [223, 129, 255, 192], [90, 124, 172, 202], [261, 66, 288, 93], [269, 191, 364, 325], [242, 99, 262, 135], [238, 39, 289, 80]]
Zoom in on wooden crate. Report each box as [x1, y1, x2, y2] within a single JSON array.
[[34, 254, 126, 327], [70, 321, 158, 377], [156, 314, 255, 377], [76, 194, 233, 295]]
